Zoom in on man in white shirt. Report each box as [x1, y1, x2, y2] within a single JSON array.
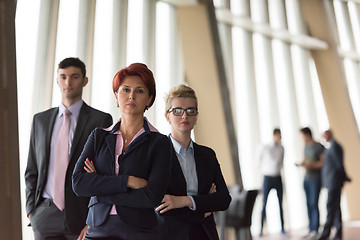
[[258, 128, 288, 237]]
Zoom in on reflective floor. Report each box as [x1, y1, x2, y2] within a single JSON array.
[[252, 221, 360, 240]]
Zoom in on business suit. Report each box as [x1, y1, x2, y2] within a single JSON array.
[[25, 102, 113, 237], [157, 141, 231, 240], [319, 140, 348, 240], [72, 120, 172, 239]]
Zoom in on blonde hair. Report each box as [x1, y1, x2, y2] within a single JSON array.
[[165, 84, 198, 113]]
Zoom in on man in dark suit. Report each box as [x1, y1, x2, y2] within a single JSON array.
[[318, 130, 350, 240], [25, 57, 113, 240]]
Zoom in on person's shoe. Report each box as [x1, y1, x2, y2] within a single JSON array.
[[301, 231, 317, 239], [308, 231, 318, 240], [317, 235, 328, 240], [302, 232, 311, 239], [332, 228, 342, 240], [281, 230, 290, 238]]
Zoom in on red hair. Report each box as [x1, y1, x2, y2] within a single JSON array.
[[112, 63, 156, 108]]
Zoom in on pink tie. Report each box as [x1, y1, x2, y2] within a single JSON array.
[[53, 109, 71, 211]]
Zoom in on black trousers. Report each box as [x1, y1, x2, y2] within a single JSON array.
[[30, 198, 78, 240], [260, 175, 285, 232], [319, 186, 343, 239]]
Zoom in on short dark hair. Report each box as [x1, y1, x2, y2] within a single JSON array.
[[58, 57, 86, 78], [300, 127, 312, 137], [112, 63, 156, 108], [273, 128, 281, 135]]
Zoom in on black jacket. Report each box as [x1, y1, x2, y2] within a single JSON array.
[[72, 120, 172, 231], [157, 140, 231, 240]]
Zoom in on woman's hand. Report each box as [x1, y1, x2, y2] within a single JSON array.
[[127, 176, 148, 189], [77, 225, 88, 240], [155, 195, 193, 214], [209, 183, 216, 194], [84, 158, 96, 173]]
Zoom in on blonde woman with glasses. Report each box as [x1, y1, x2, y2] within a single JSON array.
[[156, 84, 231, 240]]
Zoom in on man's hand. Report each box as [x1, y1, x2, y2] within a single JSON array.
[[127, 176, 148, 189], [155, 195, 192, 214], [77, 225, 88, 240]]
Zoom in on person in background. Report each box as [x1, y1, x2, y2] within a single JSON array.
[[297, 127, 324, 239], [156, 84, 231, 240], [25, 57, 113, 240], [317, 130, 351, 240], [258, 128, 288, 237], [72, 63, 172, 239]]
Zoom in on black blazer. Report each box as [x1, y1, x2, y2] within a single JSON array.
[[157, 140, 231, 240], [25, 102, 113, 234], [322, 140, 347, 189], [72, 120, 172, 231]]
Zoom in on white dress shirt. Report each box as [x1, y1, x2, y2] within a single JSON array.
[[170, 136, 198, 210], [43, 100, 83, 199], [259, 142, 284, 177]]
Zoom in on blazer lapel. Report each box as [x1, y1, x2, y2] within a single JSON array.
[[166, 135, 187, 194], [45, 108, 59, 161], [193, 143, 207, 193], [105, 133, 116, 161], [70, 103, 89, 161]]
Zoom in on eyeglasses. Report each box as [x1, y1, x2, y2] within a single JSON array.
[[168, 107, 198, 116]]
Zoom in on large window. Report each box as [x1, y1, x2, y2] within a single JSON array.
[[16, 0, 358, 238], [16, 1, 181, 239]]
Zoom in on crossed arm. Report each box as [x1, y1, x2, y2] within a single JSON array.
[[83, 158, 147, 190]]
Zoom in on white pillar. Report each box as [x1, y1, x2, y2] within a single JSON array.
[[269, 0, 305, 231], [142, 0, 156, 122], [334, 0, 360, 131], [109, 0, 128, 118], [251, 0, 280, 142], [77, 0, 96, 104], [32, 0, 59, 114], [287, 0, 320, 135]]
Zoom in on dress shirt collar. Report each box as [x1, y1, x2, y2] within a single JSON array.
[[108, 117, 158, 134], [170, 135, 194, 155], [58, 99, 83, 119]]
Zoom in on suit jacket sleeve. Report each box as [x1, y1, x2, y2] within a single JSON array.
[[97, 136, 172, 209], [100, 114, 113, 130], [192, 148, 231, 213], [24, 115, 38, 215], [331, 142, 344, 171], [72, 129, 129, 196]]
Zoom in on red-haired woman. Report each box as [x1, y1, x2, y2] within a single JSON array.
[[72, 63, 172, 239]]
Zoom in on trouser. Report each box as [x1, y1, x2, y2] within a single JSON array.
[[319, 186, 343, 239], [29, 198, 78, 240], [260, 175, 285, 232], [303, 178, 321, 232]]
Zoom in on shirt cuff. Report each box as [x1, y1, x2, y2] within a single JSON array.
[[188, 196, 196, 211]]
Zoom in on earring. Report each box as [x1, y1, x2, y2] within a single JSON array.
[[117, 103, 119, 108]]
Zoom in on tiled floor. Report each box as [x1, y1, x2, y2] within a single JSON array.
[[252, 221, 360, 240]]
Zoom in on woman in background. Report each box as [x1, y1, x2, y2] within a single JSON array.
[[72, 63, 172, 240], [156, 84, 231, 240]]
